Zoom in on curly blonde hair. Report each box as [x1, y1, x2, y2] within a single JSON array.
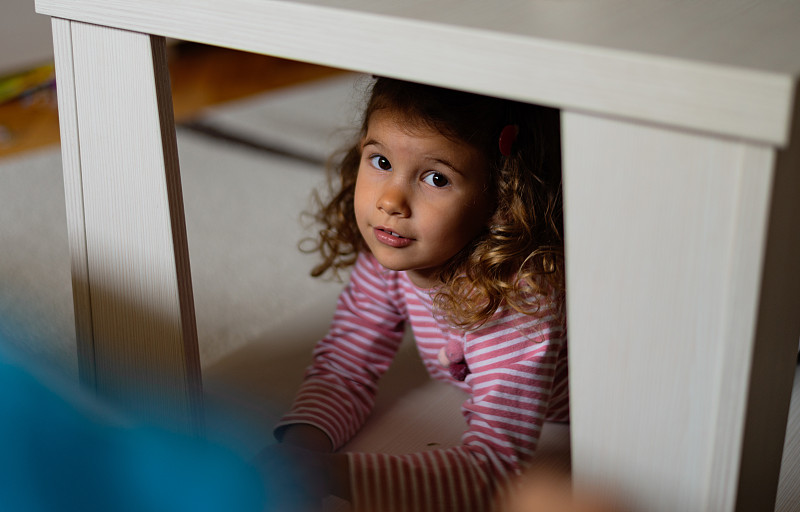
[[304, 77, 564, 330]]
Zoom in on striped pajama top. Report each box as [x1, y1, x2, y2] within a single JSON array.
[[274, 252, 569, 511]]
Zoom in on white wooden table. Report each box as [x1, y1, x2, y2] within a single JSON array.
[[34, 1, 800, 511]]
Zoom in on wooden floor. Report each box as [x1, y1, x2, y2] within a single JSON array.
[[0, 42, 345, 159]]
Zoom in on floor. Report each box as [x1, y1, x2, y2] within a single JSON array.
[[0, 42, 345, 159]]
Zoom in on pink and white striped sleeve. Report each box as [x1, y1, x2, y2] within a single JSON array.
[[347, 306, 569, 512], [274, 253, 407, 449]]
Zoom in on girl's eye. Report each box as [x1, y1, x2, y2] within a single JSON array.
[[422, 172, 450, 188], [370, 155, 392, 171]]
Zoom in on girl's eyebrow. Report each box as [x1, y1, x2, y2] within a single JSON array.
[[428, 156, 462, 175], [361, 138, 382, 150]]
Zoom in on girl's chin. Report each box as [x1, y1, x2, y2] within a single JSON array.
[[367, 249, 444, 286], [372, 257, 409, 272]]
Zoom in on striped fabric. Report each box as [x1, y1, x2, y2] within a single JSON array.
[[274, 252, 569, 511]]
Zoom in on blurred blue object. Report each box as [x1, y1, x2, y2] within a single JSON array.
[[0, 325, 269, 512]]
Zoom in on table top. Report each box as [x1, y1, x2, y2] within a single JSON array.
[[36, 0, 800, 145]]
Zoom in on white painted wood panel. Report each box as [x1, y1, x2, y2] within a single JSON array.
[[51, 18, 96, 389], [34, 0, 800, 72], [562, 111, 800, 512], [55, 21, 203, 431], [34, 0, 796, 145]]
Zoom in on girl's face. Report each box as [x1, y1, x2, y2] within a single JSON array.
[[354, 109, 493, 288]]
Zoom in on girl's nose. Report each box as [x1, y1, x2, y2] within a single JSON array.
[[377, 181, 411, 217]]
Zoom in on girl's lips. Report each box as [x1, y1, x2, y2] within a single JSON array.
[[373, 227, 413, 248]]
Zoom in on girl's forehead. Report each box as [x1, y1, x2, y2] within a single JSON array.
[[367, 108, 429, 133], [364, 108, 472, 149]]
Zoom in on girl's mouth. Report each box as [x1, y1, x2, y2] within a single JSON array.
[[379, 228, 405, 238], [373, 227, 413, 248]]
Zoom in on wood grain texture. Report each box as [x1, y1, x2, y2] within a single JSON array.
[[51, 18, 96, 389], [562, 111, 798, 512], [35, 0, 797, 145], [63, 21, 203, 431]]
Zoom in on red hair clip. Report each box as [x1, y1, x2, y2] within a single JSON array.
[[499, 124, 519, 157]]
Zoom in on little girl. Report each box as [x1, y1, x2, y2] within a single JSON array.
[[261, 77, 569, 512]]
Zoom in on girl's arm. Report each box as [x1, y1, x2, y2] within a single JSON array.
[[268, 309, 567, 511], [269, 251, 568, 510], [270, 251, 407, 445], [262, 253, 406, 506], [345, 307, 569, 512]]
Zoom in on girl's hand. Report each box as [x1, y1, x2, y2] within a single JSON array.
[[253, 443, 322, 511], [253, 443, 351, 510], [279, 423, 334, 452]]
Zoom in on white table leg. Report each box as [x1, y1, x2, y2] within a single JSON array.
[[562, 110, 800, 512], [51, 19, 202, 432]]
